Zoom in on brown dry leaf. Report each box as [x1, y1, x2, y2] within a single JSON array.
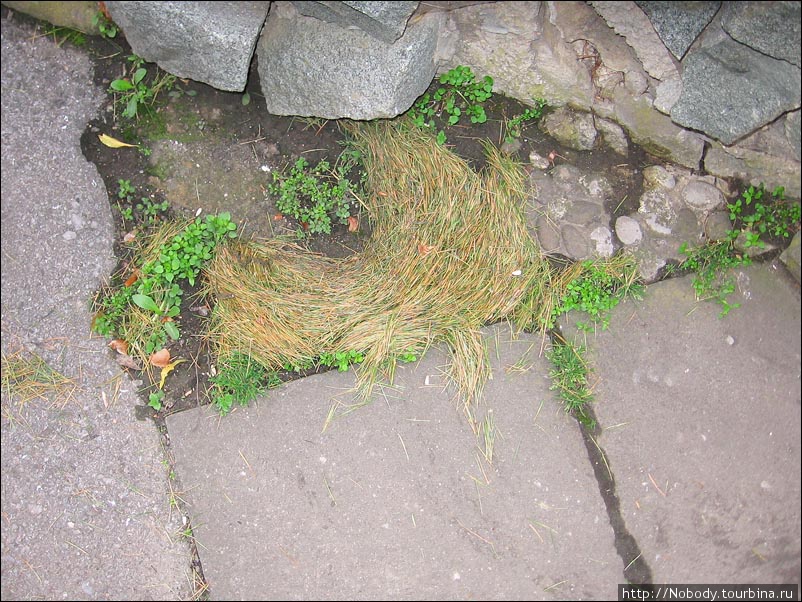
[[123, 270, 139, 287], [149, 348, 171, 368], [116, 354, 141, 371], [273, 214, 284, 221], [109, 339, 129, 355], [417, 242, 435, 256], [122, 231, 137, 243], [347, 216, 359, 232], [98, 133, 138, 149]]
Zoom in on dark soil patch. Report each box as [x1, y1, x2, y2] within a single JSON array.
[[70, 28, 652, 420]]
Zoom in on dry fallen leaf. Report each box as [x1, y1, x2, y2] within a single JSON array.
[[109, 339, 129, 355], [116, 354, 141, 371], [124, 270, 139, 287], [418, 242, 435, 256], [347, 216, 359, 232], [190, 304, 209, 317], [149, 348, 171, 368], [122, 231, 137, 243], [273, 214, 284, 221], [159, 359, 186, 389], [98, 133, 138, 149]]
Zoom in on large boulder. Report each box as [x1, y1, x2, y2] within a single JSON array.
[[721, 1, 801, 68], [437, 1, 595, 110], [635, 1, 720, 60], [590, 1, 679, 82], [671, 36, 801, 145], [2, 1, 99, 33], [290, 1, 418, 44], [105, 1, 268, 92], [257, 2, 440, 120]]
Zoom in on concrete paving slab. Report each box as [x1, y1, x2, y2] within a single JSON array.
[[166, 325, 622, 600], [588, 264, 801, 584], [1, 14, 190, 600]]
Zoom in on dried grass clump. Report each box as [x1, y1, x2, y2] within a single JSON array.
[[203, 121, 551, 406]]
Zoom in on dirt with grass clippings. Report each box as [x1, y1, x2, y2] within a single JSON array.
[[70, 25, 649, 420]]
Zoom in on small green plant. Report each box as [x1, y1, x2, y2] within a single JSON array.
[[268, 149, 364, 236], [408, 65, 494, 144], [210, 353, 280, 415], [92, 213, 238, 355], [673, 183, 799, 317], [398, 350, 418, 363], [118, 204, 134, 222], [546, 256, 643, 331], [281, 357, 315, 373], [43, 26, 86, 47], [118, 178, 135, 201], [546, 337, 594, 427], [727, 184, 800, 248], [116, 180, 168, 225], [319, 350, 365, 372], [503, 100, 547, 144], [136, 196, 170, 225], [148, 390, 165, 411], [110, 55, 176, 119], [674, 240, 749, 317], [93, 10, 118, 39]]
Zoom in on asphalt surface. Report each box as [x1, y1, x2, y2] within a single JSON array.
[[2, 15, 190, 600], [2, 10, 801, 601]]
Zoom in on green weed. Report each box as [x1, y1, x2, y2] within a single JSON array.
[[503, 100, 547, 144], [268, 149, 364, 236], [92, 213, 237, 356], [673, 240, 749, 317], [727, 184, 800, 249], [319, 350, 365, 372], [42, 25, 86, 47], [148, 390, 165, 411], [407, 65, 494, 145], [210, 352, 280, 415], [93, 10, 118, 39], [546, 336, 594, 427], [116, 179, 168, 226], [546, 255, 643, 331], [110, 55, 176, 120], [673, 183, 799, 316]]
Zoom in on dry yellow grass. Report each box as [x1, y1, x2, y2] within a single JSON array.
[[203, 121, 552, 407]]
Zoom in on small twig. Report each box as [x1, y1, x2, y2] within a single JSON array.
[[455, 518, 496, 556], [624, 553, 642, 571], [528, 522, 544, 543], [397, 433, 410, 462], [544, 580, 567, 592], [65, 540, 91, 556], [239, 450, 252, 472], [648, 473, 667, 497], [323, 475, 336, 506]]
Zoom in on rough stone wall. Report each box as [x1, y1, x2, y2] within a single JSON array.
[[438, 1, 800, 196], [4, 0, 799, 197]]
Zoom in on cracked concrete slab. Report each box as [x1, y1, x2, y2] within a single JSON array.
[[589, 264, 801, 584], [166, 325, 622, 600]]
